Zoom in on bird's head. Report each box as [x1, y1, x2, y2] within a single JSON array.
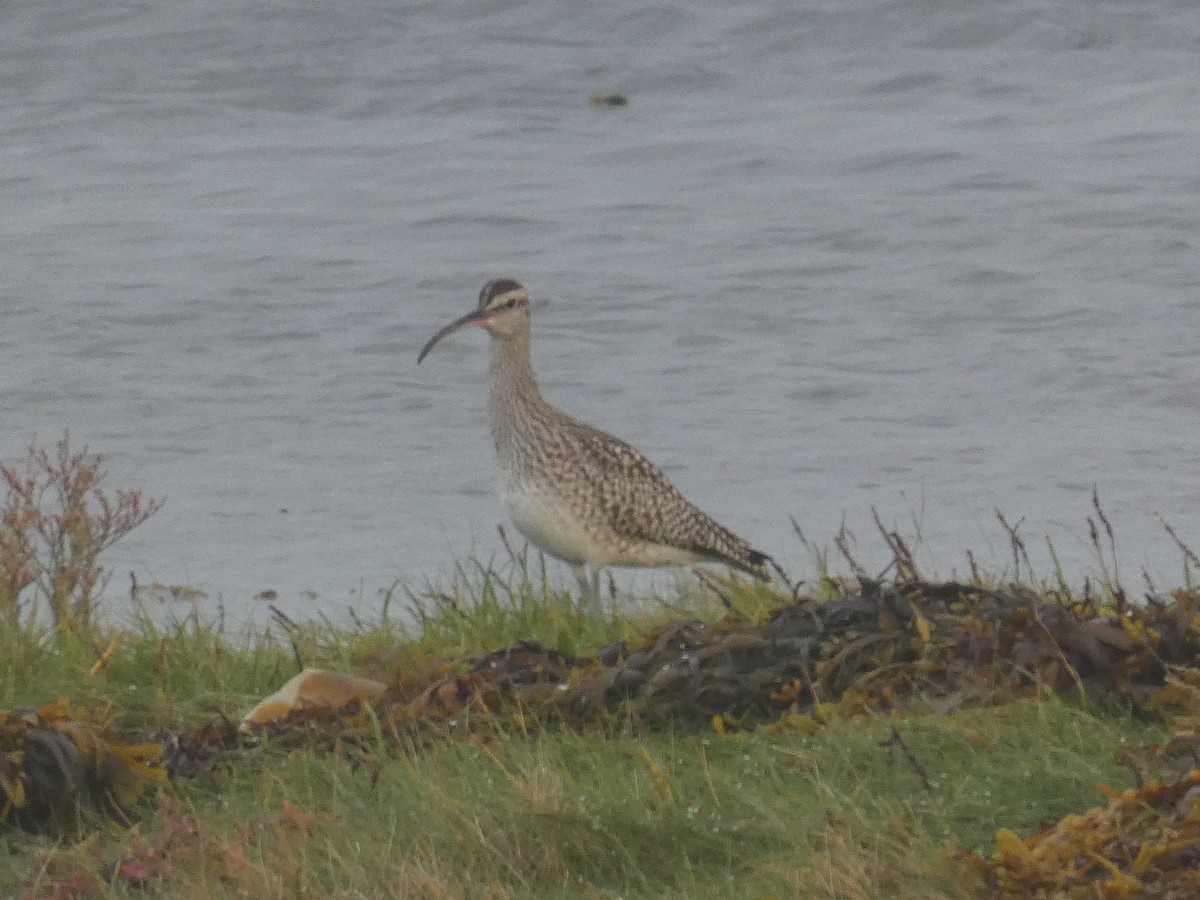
[[417, 278, 531, 363]]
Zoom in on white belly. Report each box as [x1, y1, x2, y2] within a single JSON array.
[[498, 477, 706, 569], [500, 481, 598, 567]]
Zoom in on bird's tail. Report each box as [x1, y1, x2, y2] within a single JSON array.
[[739, 547, 776, 581]]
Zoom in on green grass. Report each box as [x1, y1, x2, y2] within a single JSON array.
[[0, 569, 1173, 899]]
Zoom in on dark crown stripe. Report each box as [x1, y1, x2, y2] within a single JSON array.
[[480, 277, 524, 306]]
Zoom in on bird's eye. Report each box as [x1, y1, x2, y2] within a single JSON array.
[[506, 297, 517, 308]]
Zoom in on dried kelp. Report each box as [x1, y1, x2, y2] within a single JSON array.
[[0, 700, 164, 835], [243, 581, 1200, 742], [988, 769, 1200, 899]]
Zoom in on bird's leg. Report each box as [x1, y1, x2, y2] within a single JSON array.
[[589, 567, 603, 609], [571, 564, 603, 613]]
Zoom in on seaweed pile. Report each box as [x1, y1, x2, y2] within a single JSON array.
[[0, 700, 163, 835], [260, 579, 1200, 739], [988, 770, 1200, 899]]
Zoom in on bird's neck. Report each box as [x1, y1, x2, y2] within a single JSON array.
[[488, 330, 550, 445]]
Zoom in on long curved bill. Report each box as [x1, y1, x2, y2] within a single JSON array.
[[417, 308, 490, 363]]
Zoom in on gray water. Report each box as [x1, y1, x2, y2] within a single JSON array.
[[3, 0, 1199, 623]]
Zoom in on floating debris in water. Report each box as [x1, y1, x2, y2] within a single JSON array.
[[588, 93, 628, 107], [130, 573, 208, 604]]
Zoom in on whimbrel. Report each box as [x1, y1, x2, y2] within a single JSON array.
[[417, 278, 772, 601]]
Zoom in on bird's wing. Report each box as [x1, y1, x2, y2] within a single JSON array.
[[562, 420, 768, 574]]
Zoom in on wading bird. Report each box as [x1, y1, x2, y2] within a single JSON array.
[[418, 278, 771, 603]]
